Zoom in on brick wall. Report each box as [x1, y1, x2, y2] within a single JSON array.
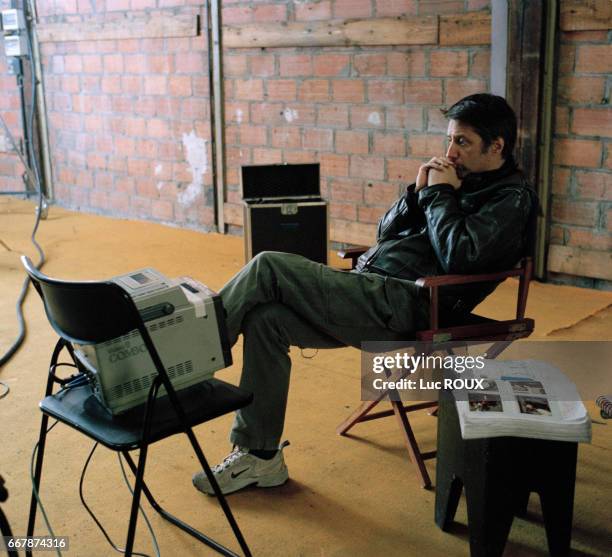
[[548, 11, 612, 288], [0, 0, 26, 193], [220, 0, 490, 245], [35, 0, 213, 228]]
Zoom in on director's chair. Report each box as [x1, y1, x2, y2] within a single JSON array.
[[335, 248, 535, 489], [22, 256, 253, 557]]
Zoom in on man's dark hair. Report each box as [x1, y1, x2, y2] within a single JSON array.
[[443, 93, 517, 160]]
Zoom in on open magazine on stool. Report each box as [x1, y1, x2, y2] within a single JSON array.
[[451, 359, 592, 443]]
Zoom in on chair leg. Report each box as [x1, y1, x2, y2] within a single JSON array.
[[122, 443, 251, 557], [124, 445, 150, 557], [25, 413, 51, 557], [336, 400, 381, 435], [391, 401, 432, 489]]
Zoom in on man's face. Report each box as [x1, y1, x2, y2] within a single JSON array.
[[445, 120, 503, 178]]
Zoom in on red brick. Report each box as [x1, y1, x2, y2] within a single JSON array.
[[336, 130, 369, 154], [100, 76, 121, 94], [354, 54, 386, 76], [387, 158, 422, 181], [562, 30, 608, 43], [575, 170, 612, 200], [548, 224, 565, 245], [557, 76, 605, 104], [350, 155, 384, 180], [222, 5, 254, 24], [554, 139, 601, 167], [134, 97, 156, 117], [253, 4, 287, 22], [555, 107, 570, 135], [104, 54, 124, 73], [224, 54, 248, 76], [124, 117, 146, 137], [330, 202, 357, 221], [373, 132, 406, 156], [351, 106, 384, 128], [552, 167, 571, 195], [387, 51, 426, 77], [405, 80, 443, 104], [368, 80, 403, 104], [250, 103, 285, 125], [240, 125, 268, 146], [313, 54, 350, 77], [317, 105, 349, 127], [181, 98, 208, 120], [84, 114, 104, 132], [284, 150, 318, 164], [64, 55, 82, 73], [375, 0, 418, 17], [386, 106, 423, 131], [430, 51, 469, 77], [147, 118, 170, 138], [551, 198, 598, 226], [334, 0, 372, 17], [267, 80, 297, 101], [332, 80, 365, 103], [427, 108, 448, 132], [408, 134, 447, 157], [572, 108, 612, 138], [144, 75, 167, 95], [131, 0, 155, 8], [152, 199, 174, 221], [252, 148, 283, 164], [235, 79, 264, 100], [87, 153, 107, 170], [148, 54, 173, 74], [193, 76, 209, 96], [78, 0, 94, 13], [94, 171, 114, 190], [115, 136, 135, 156], [470, 50, 490, 78], [329, 178, 363, 202], [280, 55, 313, 77], [558, 44, 576, 75], [576, 45, 612, 73], [295, 0, 331, 20], [567, 229, 612, 251], [250, 55, 275, 77], [117, 38, 140, 53], [358, 206, 386, 224], [554, 138, 602, 167], [364, 181, 401, 206], [321, 154, 350, 177], [271, 126, 301, 149], [175, 52, 205, 73], [419, 0, 463, 14], [128, 158, 152, 177], [125, 54, 148, 74], [168, 75, 192, 96], [298, 80, 330, 102], [106, 0, 130, 10], [445, 79, 487, 104], [303, 128, 333, 151], [82, 54, 102, 74], [111, 96, 133, 113], [63, 75, 81, 93]]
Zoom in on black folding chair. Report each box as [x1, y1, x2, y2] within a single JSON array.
[[22, 256, 253, 557]]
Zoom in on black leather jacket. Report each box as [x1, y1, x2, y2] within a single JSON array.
[[355, 160, 538, 315]]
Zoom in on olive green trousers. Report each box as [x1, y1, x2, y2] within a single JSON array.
[[220, 251, 429, 450]]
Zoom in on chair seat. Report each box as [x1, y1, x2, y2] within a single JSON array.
[[41, 379, 253, 451]]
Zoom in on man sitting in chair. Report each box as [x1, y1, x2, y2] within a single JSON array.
[[193, 93, 538, 496]]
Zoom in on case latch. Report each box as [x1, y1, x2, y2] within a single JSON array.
[[281, 203, 298, 215]]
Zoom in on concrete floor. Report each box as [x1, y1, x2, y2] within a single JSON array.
[[1, 197, 611, 556]]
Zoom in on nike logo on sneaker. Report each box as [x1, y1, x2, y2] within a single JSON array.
[[231, 468, 249, 479]]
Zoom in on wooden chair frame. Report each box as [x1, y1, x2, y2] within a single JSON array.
[[335, 248, 534, 489]]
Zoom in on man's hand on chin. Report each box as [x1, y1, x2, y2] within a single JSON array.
[[427, 165, 461, 190]]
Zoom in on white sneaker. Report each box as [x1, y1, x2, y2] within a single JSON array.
[[193, 441, 289, 495]]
